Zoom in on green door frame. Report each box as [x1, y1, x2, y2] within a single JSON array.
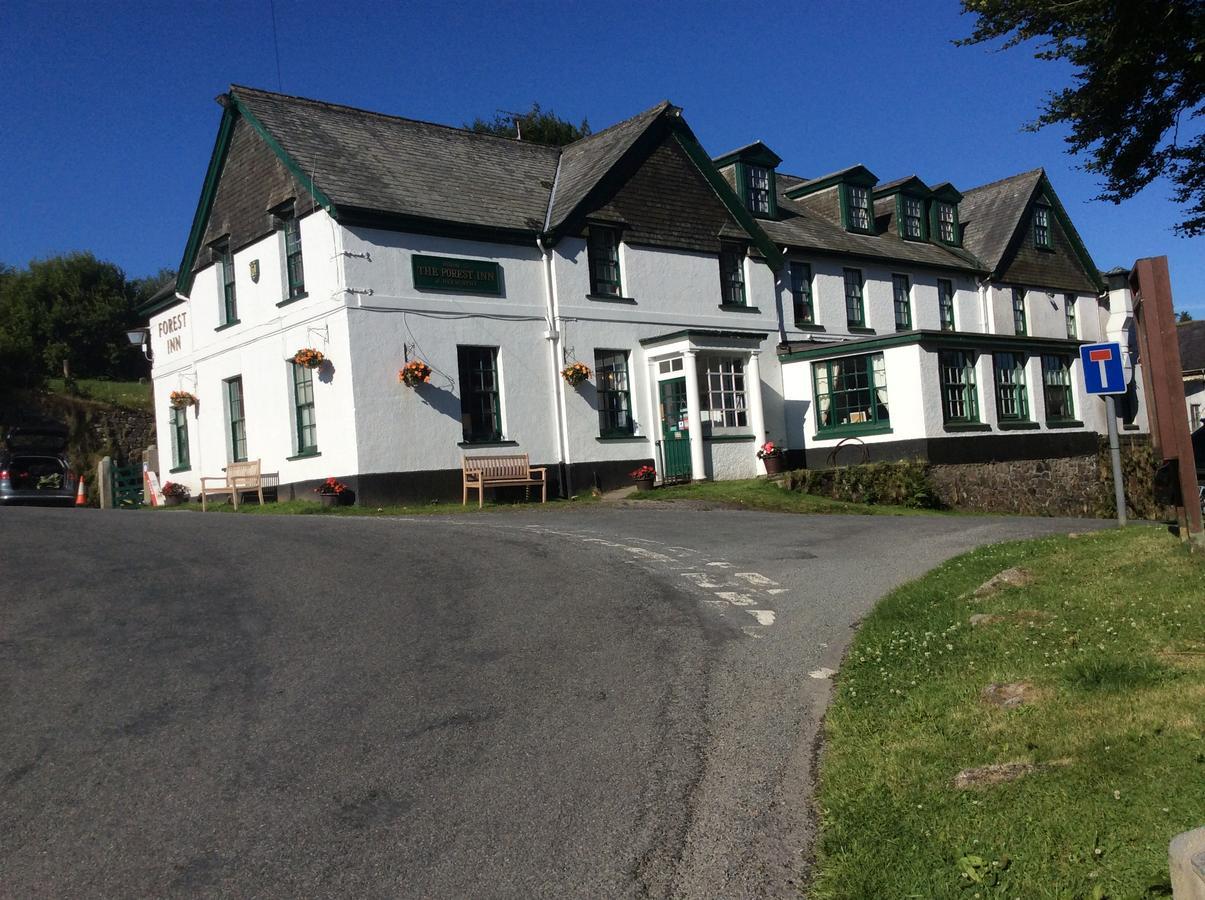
[[659, 377, 692, 482]]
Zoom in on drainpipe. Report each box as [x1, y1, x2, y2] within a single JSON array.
[[537, 235, 572, 497]]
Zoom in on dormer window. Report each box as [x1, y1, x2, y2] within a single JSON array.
[[936, 202, 957, 243], [900, 196, 925, 240], [844, 185, 872, 233], [746, 165, 772, 215], [1033, 204, 1052, 249]]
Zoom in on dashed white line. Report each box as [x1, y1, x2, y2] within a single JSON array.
[[714, 592, 756, 606], [736, 572, 778, 587], [746, 610, 776, 626]]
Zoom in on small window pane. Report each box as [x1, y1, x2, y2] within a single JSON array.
[[790, 262, 813, 325], [844, 268, 864, 327], [588, 226, 622, 297], [595, 350, 632, 436], [720, 243, 746, 306], [746, 165, 772, 215], [938, 279, 956, 331], [892, 274, 911, 330]]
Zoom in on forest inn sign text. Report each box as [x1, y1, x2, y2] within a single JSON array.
[[412, 255, 502, 295]]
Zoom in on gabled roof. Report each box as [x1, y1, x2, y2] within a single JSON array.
[[711, 141, 782, 168], [784, 164, 878, 199], [1180, 320, 1205, 374], [873, 175, 930, 198]]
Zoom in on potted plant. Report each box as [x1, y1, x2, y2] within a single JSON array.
[[314, 476, 350, 508], [561, 361, 591, 387], [630, 464, 656, 492], [169, 390, 197, 410], [293, 348, 325, 369], [757, 440, 786, 476], [161, 481, 190, 507], [399, 359, 432, 387]]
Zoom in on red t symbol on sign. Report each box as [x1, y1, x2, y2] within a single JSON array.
[[1089, 347, 1114, 386]]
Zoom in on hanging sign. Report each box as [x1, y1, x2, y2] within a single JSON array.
[[412, 255, 502, 295]]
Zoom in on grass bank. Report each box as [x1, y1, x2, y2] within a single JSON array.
[[812, 527, 1203, 899], [631, 477, 947, 516], [45, 378, 152, 411]]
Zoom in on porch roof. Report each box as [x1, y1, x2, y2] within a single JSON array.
[[639, 328, 768, 348]]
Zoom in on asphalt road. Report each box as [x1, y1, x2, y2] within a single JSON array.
[[0, 504, 1104, 898]]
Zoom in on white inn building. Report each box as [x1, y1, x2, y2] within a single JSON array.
[[142, 86, 1148, 504]]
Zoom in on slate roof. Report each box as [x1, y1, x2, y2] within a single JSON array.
[[230, 85, 560, 233], [764, 173, 985, 273], [957, 168, 1044, 272], [1180, 320, 1205, 374]]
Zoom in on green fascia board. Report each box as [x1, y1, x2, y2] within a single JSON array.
[[639, 328, 768, 347], [669, 122, 783, 270], [784, 165, 878, 200], [777, 329, 1084, 363]]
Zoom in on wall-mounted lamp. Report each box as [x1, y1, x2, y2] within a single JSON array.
[[125, 327, 151, 361]]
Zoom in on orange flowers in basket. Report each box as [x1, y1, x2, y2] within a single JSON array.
[[561, 361, 591, 386], [169, 390, 197, 409], [399, 359, 432, 387], [293, 348, 325, 369]]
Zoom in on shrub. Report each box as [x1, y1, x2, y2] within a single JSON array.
[[782, 459, 939, 509]]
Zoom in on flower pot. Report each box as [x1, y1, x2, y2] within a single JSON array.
[[163, 495, 183, 507], [319, 492, 342, 508], [762, 454, 786, 476], [634, 476, 655, 492]]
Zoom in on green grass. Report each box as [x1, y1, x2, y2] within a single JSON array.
[[159, 494, 597, 517], [631, 477, 948, 516], [46, 378, 152, 411], [811, 527, 1204, 899]]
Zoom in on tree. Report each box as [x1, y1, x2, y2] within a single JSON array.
[[958, 0, 1205, 235], [1179, 310, 1195, 322], [466, 102, 590, 146]]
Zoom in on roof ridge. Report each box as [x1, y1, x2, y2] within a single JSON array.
[[962, 167, 1045, 196], [560, 100, 671, 151], [228, 84, 561, 154]]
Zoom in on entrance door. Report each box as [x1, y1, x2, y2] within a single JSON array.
[[659, 377, 692, 482]]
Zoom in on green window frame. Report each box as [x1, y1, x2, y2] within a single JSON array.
[[842, 184, 872, 233], [291, 362, 318, 455], [1033, 205, 1052, 249], [1065, 293, 1077, 339], [899, 195, 925, 240], [892, 274, 911, 331], [745, 164, 773, 215], [935, 202, 958, 244], [789, 261, 814, 325], [1042, 354, 1075, 422], [458, 346, 502, 442], [1012, 287, 1027, 335], [587, 225, 622, 297], [993, 352, 1029, 421], [812, 352, 889, 436], [218, 243, 237, 325], [284, 213, 305, 298], [939, 350, 979, 424], [170, 405, 190, 470], [843, 268, 865, 327], [225, 376, 247, 462], [938, 278, 955, 331], [595, 349, 633, 437], [719, 242, 746, 306]]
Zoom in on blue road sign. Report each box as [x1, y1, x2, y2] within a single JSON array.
[[1080, 341, 1127, 395]]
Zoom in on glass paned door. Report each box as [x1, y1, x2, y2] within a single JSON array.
[[659, 377, 692, 482]]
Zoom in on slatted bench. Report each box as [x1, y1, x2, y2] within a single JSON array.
[[462, 454, 547, 508], [200, 459, 266, 511]]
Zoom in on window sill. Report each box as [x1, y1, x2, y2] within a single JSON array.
[[704, 434, 755, 443], [276, 293, 309, 308], [793, 322, 826, 332], [998, 420, 1040, 431], [596, 435, 645, 442], [895, 325, 912, 333], [457, 439, 518, 448], [587, 293, 637, 304], [168, 465, 191, 474], [1045, 419, 1084, 429], [214, 320, 241, 332], [718, 304, 761, 313], [848, 326, 876, 335], [943, 422, 992, 433], [813, 423, 893, 440], [286, 450, 321, 461]]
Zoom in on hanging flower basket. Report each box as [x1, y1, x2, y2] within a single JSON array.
[[399, 359, 432, 387], [293, 348, 325, 369], [561, 361, 591, 386], [169, 390, 197, 409]]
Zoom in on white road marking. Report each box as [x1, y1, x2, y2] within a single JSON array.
[[714, 592, 756, 606], [580, 537, 622, 547], [736, 572, 778, 587], [624, 546, 674, 562], [706, 561, 733, 568], [746, 610, 776, 626], [809, 667, 838, 680], [741, 627, 765, 640], [681, 572, 724, 589], [766, 588, 789, 595]]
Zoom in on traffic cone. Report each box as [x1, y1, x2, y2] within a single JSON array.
[[75, 475, 87, 507]]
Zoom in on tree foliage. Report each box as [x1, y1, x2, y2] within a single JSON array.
[[466, 102, 590, 146], [959, 0, 1205, 235], [0, 254, 171, 387]]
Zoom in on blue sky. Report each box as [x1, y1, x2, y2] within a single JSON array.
[[1, 0, 1200, 313]]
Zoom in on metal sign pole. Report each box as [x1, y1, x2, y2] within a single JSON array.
[[1105, 395, 1126, 527]]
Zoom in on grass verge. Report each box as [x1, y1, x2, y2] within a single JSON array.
[[811, 526, 1204, 899], [631, 477, 948, 516], [46, 378, 152, 411]]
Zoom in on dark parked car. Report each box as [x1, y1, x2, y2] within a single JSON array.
[[0, 422, 78, 506]]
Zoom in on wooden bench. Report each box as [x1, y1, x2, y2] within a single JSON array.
[[462, 454, 547, 508], [201, 459, 266, 511]]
